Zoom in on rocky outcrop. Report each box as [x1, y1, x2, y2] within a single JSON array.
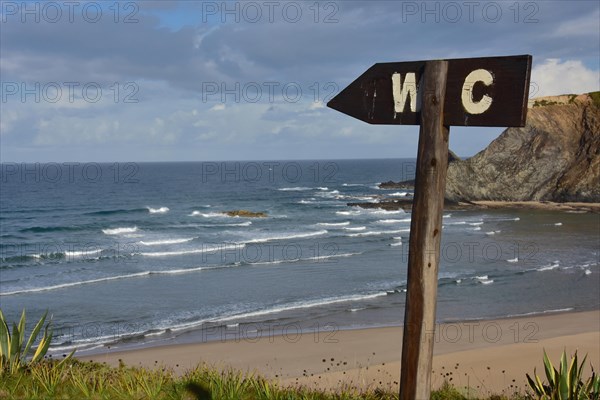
[[379, 180, 414, 190], [445, 93, 600, 202], [223, 210, 267, 218], [378, 151, 460, 189]]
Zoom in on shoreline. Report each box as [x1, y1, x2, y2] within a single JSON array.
[[349, 198, 600, 213], [77, 309, 600, 394], [470, 201, 600, 213]]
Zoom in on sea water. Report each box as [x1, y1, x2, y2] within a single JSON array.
[[1, 160, 598, 355]]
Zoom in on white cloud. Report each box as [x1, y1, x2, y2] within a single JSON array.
[[210, 103, 226, 111], [553, 8, 600, 37], [531, 59, 599, 97], [309, 101, 325, 110]]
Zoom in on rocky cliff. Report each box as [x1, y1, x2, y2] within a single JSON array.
[[445, 93, 600, 203]]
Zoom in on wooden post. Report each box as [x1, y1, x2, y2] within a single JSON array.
[[399, 60, 450, 400]]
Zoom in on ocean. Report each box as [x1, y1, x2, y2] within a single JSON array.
[[0, 159, 598, 356]]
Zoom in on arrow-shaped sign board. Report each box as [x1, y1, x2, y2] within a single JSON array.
[[327, 55, 532, 400], [328, 55, 532, 127]]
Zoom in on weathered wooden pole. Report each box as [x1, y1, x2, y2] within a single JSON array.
[[399, 60, 450, 400]]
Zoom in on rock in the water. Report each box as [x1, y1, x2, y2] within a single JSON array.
[[379, 180, 414, 189], [223, 210, 267, 218], [445, 92, 600, 203]]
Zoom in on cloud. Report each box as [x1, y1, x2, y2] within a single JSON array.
[[1, 1, 599, 162], [531, 59, 600, 97], [210, 103, 226, 111], [553, 8, 600, 37]]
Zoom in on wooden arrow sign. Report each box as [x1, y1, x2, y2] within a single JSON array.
[[328, 55, 532, 127], [327, 55, 532, 400]]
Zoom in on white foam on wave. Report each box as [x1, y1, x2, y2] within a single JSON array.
[[0, 272, 151, 296], [342, 183, 365, 187], [141, 244, 244, 257], [316, 221, 350, 227], [147, 206, 169, 214], [367, 209, 404, 215], [375, 218, 411, 224], [102, 227, 138, 235], [469, 221, 484, 226], [321, 190, 340, 195], [139, 238, 195, 246], [344, 226, 366, 231], [336, 210, 362, 216], [297, 199, 317, 204], [584, 269, 592, 275], [278, 187, 313, 191], [191, 212, 229, 218], [249, 252, 361, 266], [64, 249, 104, 257], [473, 275, 494, 284], [507, 308, 574, 318], [210, 292, 388, 323], [537, 261, 560, 272], [554, 222, 563, 226], [244, 230, 328, 244], [341, 195, 377, 202], [348, 228, 409, 237], [389, 192, 408, 197], [507, 257, 519, 263], [7, 262, 243, 296], [485, 230, 501, 236]]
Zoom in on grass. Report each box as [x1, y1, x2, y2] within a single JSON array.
[[0, 358, 533, 400]]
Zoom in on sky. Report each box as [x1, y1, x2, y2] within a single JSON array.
[[1, 0, 599, 162]]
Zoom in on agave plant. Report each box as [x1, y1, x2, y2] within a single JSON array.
[[0, 309, 56, 374], [526, 350, 600, 400]]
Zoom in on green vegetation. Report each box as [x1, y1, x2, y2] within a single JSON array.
[[1, 310, 598, 399], [526, 350, 600, 400], [532, 99, 559, 108], [588, 92, 600, 107], [0, 309, 73, 375], [0, 360, 533, 400]]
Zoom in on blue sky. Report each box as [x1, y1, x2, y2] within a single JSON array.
[[1, 0, 599, 162]]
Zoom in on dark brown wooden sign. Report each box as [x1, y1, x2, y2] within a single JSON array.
[[328, 55, 532, 127], [327, 55, 532, 400]]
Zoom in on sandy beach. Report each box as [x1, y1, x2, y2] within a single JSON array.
[[469, 201, 600, 213], [79, 310, 599, 396]]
